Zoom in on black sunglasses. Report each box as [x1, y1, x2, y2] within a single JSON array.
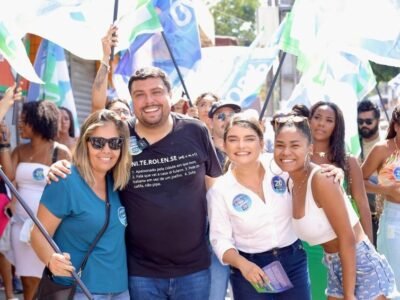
[[357, 118, 374, 126], [216, 112, 235, 121], [88, 137, 124, 150]]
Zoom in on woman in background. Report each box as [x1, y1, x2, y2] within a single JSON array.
[[304, 101, 372, 299], [362, 105, 400, 297], [2, 100, 71, 300], [57, 106, 77, 151]]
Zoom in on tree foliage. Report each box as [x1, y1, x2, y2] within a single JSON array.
[[210, 0, 260, 46], [370, 61, 400, 83]]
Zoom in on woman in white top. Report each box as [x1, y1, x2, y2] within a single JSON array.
[[207, 113, 311, 300], [273, 114, 396, 300]]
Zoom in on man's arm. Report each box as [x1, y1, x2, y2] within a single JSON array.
[[91, 25, 118, 112]]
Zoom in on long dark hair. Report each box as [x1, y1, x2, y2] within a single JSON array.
[[386, 105, 400, 140], [59, 106, 75, 138], [310, 101, 346, 170]]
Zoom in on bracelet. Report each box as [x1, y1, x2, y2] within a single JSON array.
[[100, 60, 110, 72], [0, 143, 10, 149], [0, 148, 10, 153]]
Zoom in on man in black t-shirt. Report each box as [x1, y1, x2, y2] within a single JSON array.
[[122, 67, 221, 299]]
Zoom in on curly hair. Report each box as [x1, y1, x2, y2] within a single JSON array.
[[310, 101, 346, 170], [22, 100, 59, 140]]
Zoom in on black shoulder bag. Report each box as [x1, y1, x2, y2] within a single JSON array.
[[35, 186, 111, 300]]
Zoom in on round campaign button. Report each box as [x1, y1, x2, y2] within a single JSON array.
[[33, 168, 45, 181], [393, 167, 400, 181], [271, 176, 286, 194], [232, 194, 252, 212]]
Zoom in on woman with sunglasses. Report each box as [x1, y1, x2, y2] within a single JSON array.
[[31, 109, 132, 299], [274, 115, 396, 299], [362, 105, 400, 295], [304, 101, 373, 299]]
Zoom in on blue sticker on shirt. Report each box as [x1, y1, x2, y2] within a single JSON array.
[[118, 207, 127, 227], [232, 194, 252, 212], [32, 168, 45, 181], [271, 176, 286, 194], [393, 167, 400, 181]]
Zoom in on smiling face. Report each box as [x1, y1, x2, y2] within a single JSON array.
[[224, 124, 264, 167], [130, 77, 171, 128], [309, 105, 336, 142], [274, 125, 313, 174], [87, 121, 121, 177]]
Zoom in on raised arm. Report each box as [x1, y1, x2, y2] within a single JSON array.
[[313, 173, 356, 298], [0, 83, 22, 120], [91, 25, 118, 112], [347, 155, 373, 241]]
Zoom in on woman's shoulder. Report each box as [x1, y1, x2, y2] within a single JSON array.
[[54, 141, 72, 160]]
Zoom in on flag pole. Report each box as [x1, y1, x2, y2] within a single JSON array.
[[259, 51, 286, 121], [160, 32, 193, 106], [110, 0, 119, 61], [375, 84, 390, 121]]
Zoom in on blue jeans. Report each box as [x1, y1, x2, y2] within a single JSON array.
[[74, 290, 129, 300], [209, 252, 230, 300], [128, 269, 210, 300], [230, 239, 311, 300]]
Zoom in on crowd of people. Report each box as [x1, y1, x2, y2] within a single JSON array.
[[0, 27, 399, 300]]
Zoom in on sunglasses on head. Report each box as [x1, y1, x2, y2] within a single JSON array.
[[274, 115, 308, 129], [88, 137, 124, 150], [216, 112, 235, 121], [357, 118, 374, 126]]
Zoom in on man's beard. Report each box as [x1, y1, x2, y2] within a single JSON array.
[[359, 123, 379, 139]]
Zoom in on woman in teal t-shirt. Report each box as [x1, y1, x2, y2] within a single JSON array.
[[32, 110, 132, 299]]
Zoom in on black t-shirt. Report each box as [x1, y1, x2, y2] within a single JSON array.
[[121, 114, 222, 278]]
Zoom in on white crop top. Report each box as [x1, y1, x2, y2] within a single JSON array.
[[291, 166, 359, 246]]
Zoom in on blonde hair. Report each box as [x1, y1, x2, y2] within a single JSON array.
[[73, 110, 131, 190]]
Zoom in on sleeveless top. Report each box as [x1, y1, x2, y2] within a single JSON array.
[[14, 162, 50, 219], [292, 166, 359, 246], [378, 140, 400, 185]]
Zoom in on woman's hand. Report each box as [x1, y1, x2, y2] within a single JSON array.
[[238, 259, 269, 289], [320, 163, 344, 183], [47, 253, 74, 277], [101, 25, 118, 62]]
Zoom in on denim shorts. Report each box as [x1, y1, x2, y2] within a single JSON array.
[[323, 239, 398, 299]]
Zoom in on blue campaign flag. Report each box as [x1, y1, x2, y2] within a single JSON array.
[[27, 39, 79, 136], [115, 0, 201, 88]]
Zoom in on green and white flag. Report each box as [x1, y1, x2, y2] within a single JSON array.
[[0, 21, 42, 83], [8, 0, 162, 60]]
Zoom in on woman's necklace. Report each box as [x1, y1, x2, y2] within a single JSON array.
[[29, 142, 53, 162], [292, 168, 310, 195], [312, 151, 328, 158]]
